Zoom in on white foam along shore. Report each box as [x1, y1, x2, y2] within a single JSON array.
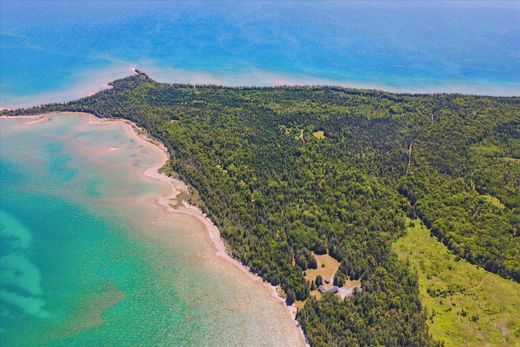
[[1, 112, 308, 346]]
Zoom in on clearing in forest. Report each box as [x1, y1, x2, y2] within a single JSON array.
[[302, 253, 360, 301], [312, 130, 325, 139], [393, 219, 520, 347]]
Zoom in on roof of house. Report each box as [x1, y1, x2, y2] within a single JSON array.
[[327, 286, 339, 294], [318, 285, 339, 294]]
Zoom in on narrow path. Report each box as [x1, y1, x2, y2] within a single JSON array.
[[464, 277, 485, 294], [406, 140, 414, 175]]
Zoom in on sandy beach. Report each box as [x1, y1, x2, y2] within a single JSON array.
[[2, 112, 308, 346], [106, 114, 308, 345]]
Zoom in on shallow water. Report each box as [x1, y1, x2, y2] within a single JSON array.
[[0, 114, 303, 346], [1, 1, 519, 107]]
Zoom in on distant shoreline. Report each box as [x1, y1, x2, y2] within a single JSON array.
[[0, 112, 309, 346], [2, 67, 519, 110]]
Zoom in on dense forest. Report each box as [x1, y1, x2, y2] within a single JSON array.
[[4, 71, 519, 346]]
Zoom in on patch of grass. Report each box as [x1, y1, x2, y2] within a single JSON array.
[[470, 141, 504, 157], [301, 253, 361, 303], [393, 219, 520, 347], [481, 194, 506, 209], [304, 253, 340, 287], [500, 157, 520, 163], [312, 130, 325, 139]]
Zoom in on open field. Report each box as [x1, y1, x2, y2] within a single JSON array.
[[312, 130, 325, 139], [393, 219, 520, 346], [299, 253, 360, 305], [304, 253, 340, 288]]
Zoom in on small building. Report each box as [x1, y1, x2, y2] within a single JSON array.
[[318, 285, 339, 294], [327, 286, 339, 294]]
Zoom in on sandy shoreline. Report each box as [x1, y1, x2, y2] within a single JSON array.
[[111, 115, 308, 346], [1, 112, 308, 346]]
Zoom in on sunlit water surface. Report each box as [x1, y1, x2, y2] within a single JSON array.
[[0, 114, 303, 346], [1, 1, 519, 108]]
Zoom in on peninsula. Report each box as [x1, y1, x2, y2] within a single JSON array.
[[3, 71, 519, 346]]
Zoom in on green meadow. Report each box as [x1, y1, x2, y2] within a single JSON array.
[[393, 219, 520, 347]]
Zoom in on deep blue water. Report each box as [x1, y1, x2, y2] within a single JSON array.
[[1, 1, 519, 107]]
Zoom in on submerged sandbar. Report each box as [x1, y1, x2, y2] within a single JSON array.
[[0, 112, 306, 346]]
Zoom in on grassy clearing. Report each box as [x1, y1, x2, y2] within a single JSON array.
[[312, 130, 325, 139], [304, 253, 340, 286], [481, 194, 506, 209], [301, 253, 360, 302], [500, 157, 520, 163], [393, 219, 520, 346], [470, 141, 504, 157]]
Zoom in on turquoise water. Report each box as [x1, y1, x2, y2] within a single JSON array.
[[0, 114, 303, 346], [1, 1, 519, 107]]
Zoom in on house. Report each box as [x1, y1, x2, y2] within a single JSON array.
[[318, 285, 339, 294]]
